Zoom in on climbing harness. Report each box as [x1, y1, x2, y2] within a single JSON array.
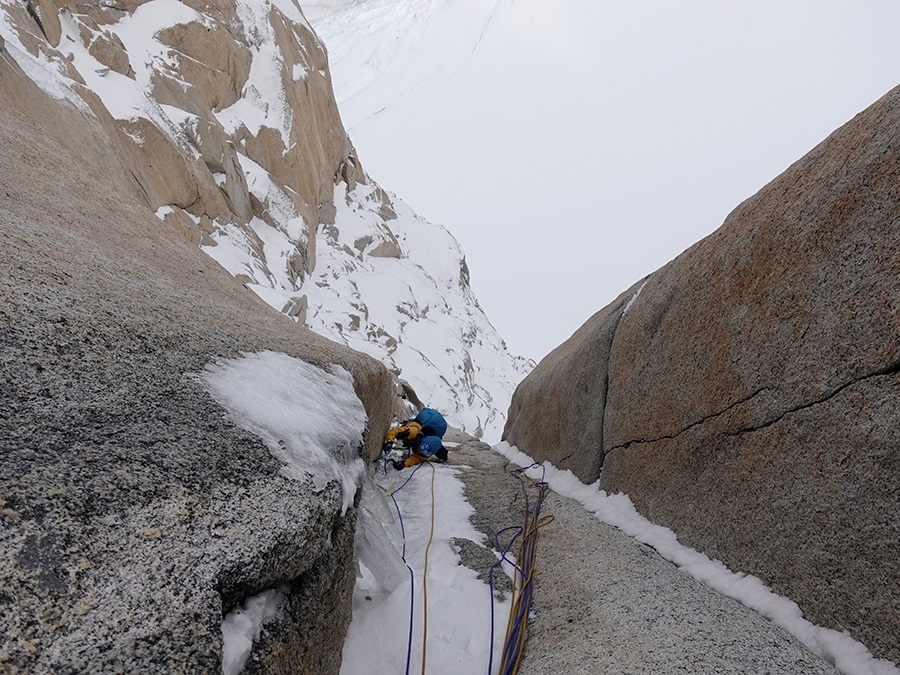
[[489, 464, 554, 675]]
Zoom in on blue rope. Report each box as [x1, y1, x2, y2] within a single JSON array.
[[487, 525, 525, 675], [490, 463, 551, 675], [379, 463, 426, 675], [382, 459, 550, 675]]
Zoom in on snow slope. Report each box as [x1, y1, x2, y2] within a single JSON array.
[[206, 177, 531, 440]]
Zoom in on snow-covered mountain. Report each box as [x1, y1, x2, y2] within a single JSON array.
[[208, 176, 531, 439], [0, 0, 530, 440], [304, 0, 500, 128]]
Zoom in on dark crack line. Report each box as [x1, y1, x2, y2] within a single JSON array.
[[557, 448, 577, 465], [611, 358, 900, 451], [597, 280, 650, 469], [612, 386, 772, 451], [724, 359, 900, 438]]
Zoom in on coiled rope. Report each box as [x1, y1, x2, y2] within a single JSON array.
[[489, 464, 554, 675]]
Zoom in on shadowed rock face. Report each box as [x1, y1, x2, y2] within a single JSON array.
[[505, 84, 900, 663], [502, 280, 646, 481], [0, 46, 392, 674]]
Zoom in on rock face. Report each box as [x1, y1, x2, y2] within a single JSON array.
[[0, 0, 362, 290], [502, 280, 647, 483], [505, 84, 900, 664], [0, 34, 393, 675]]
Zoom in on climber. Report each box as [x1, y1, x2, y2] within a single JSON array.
[[383, 407, 448, 469]]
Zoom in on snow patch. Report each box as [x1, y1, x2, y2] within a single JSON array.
[[622, 278, 649, 315], [341, 463, 511, 674], [216, 0, 293, 145], [221, 586, 287, 675], [201, 351, 367, 515], [154, 205, 175, 220]]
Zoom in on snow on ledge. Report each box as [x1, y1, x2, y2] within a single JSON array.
[[201, 350, 368, 515], [622, 278, 649, 315], [492, 441, 900, 675]]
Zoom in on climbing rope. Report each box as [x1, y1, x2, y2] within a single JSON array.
[[377, 460, 438, 675], [379, 459, 551, 675], [380, 463, 426, 675], [489, 463, 554, 675], [487, 525, 523, 675], [420, 461, 437, 675]]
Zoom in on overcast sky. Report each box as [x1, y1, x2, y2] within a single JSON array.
[[311, 0, 900, 362]]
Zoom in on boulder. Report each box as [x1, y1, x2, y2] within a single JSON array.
[[159, 206, 203, 246], [505, 83, 900, 664], [27, 0, 61, 47], [79, 23, 133, 77], [115, 115, 205, 211], [155, 20, 252, 114]]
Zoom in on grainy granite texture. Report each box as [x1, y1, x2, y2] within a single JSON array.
[[505, 83, 900, 663], [447, 433, 840, 675], [0, 56, 392, 673]]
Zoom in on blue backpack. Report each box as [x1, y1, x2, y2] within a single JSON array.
[[413, 408, 447, 438]]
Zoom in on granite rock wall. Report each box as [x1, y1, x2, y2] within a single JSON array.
[[504, 84, 900, 663], [0, 43, 392, 673]]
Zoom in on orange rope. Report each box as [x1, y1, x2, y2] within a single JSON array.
[[499, 470, 554, 675], [420, 461, 437, 675]]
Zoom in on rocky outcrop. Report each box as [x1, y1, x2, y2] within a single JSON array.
[[0, 40, 392, 675], [0, 0, 364, 283], [504, 84, 900, 664]]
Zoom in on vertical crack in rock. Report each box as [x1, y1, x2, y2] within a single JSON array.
[[599, 275, 653, 467]]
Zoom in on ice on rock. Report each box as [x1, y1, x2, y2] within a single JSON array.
[[201, 351, 368, 515], [221, 586, 287, 675], [354, 472, 408, 593]]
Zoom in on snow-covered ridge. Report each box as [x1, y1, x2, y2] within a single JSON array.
[[208, 178, 531, 439], [0, 0, 531, 439]]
